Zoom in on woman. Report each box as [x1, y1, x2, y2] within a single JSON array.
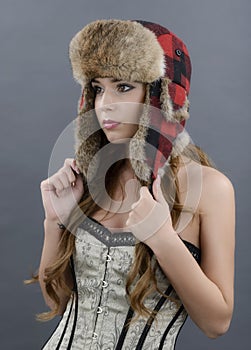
[[38, 20, 235, 349]]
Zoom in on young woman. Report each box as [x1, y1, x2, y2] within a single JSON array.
[[37, 20, 235, 349]]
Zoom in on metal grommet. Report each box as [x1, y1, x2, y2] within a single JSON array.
[[92, 332, 98, 339], [102, 280, 108, 288], [175, 49, 182, 57], [97, 306, 102, 314], [106, 254, 111, 262]]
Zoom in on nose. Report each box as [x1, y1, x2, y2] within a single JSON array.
[[99, 89, 115, 112]]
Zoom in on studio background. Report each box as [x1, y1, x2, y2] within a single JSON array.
[[0, 1, 250, 349]]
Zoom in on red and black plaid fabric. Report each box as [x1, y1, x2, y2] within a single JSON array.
[[136, 20, 191, 181], [137, 20, 191, 110]]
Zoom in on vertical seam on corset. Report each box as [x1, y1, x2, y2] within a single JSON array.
[[66, 256, 78, 349], [135, 285, 173, 350], [55, 295, 74, 350], [115, 306, 135, 350], [158, 305, 184, 349]]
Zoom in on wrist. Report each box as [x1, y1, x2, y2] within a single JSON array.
[[43, 218, 66, 234], [44, 215, 69, 226], [144, 222, 178, 253], [43, 219, 65, 245]]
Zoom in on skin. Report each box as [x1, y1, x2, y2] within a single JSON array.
[[91, 78, 146, 143], [39, 77, 235, 338]]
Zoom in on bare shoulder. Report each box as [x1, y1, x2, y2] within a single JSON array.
[[201, 166, 234, 188], [178, 157, 235, 213], [199, 166, 235, 211], [202, 166, 234, 199]]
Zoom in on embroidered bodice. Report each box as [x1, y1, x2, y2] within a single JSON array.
[[42, 217, 200, 350]]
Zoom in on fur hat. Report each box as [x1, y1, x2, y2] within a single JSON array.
[[69, 19, 192, 182]]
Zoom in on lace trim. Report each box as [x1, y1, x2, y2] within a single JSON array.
[[78, 217, 136, 247], [78, 217, 201, 263]]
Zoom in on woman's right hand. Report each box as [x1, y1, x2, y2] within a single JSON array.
[[40, 159, 84, 225]]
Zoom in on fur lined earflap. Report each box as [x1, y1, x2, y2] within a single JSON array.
[[69, 19, 192, 182]]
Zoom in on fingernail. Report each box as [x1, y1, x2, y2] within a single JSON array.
[[73, 160, 80, 174], [73, 166, 80, 174]]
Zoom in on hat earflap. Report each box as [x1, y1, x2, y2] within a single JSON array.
[[159, 77, 174, 122], [75, 83, 101, 177], [129, 77, 191, 183], [173, 96, 190, 122], [171, 94, 191, 157], [129, 84, 152, 183], [160, 77, 191, 159]]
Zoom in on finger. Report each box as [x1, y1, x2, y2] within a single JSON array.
[[64, 158, 74, 166], [126, 210, 138, 227], [62, 165, 77, 184], [139, 186, 151, 199], [131, 200, 140, 210], [57, 171, 72, 188], [70, 164, 80, 176], [64, 158, 80, 174], [72, 159, 80, 174], [152, 175, 166, 204], [40, 179, 55, 192], [48, 176, 65, 193]]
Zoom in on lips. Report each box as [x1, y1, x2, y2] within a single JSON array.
[[103, 119, 121, 129]]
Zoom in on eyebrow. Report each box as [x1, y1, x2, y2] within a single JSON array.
[[91, 78, 123, 84]]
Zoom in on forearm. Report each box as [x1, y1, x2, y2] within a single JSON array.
[[147, 229, 233, 338], [38, 219, 73, 313]]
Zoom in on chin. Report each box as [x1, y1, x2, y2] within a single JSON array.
[[108, 138, 128, 144], [104, 132, 132, 144]]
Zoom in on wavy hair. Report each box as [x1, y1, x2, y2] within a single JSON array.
[[26, 142, 214, 321]]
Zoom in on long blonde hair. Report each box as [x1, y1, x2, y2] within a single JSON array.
[[27, 143, 214, 321]]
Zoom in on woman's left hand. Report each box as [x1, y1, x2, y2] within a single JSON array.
[[125, 175, 173, 243]]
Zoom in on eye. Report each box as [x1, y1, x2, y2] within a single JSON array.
[[92, 85, 103, 95], [117, 84, 134, 93]]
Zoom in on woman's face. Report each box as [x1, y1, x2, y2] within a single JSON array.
[[91, 77, 145, 143]]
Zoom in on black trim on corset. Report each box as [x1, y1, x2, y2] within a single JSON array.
[[66, 256, 78, 349], [173, 312, 188, 349], [41, 256, 78, 350], [135, 285, 173, 350], [115, 306, 135, 350], [158, 305, 184, 349], [55, 295, 74, 350]]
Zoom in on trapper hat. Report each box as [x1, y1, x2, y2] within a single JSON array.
[[69, 19, 192, 183]]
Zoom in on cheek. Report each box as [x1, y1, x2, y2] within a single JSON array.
[[124, 103, 144, 124], [129, 124, 139, 137], [134, 85, 146, 104], [126, 87, 146, 122], [94, 98, 99, 110]]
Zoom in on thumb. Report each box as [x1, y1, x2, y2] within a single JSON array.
[[152, 175, 166, 204]]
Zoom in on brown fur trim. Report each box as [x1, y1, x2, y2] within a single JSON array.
[[69, 20, 165, 86], [172, 96, 190, 121], [75, 84, 101, 176], [159, 77, 174, 122], [171, 129, 191, 157], [129, 84, 152, 182]]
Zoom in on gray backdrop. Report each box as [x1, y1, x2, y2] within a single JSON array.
[[0, 0, 250, 349]]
